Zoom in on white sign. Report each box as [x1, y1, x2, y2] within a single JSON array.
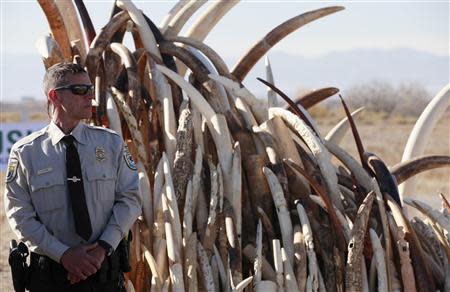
[[1, 122, 47, 170]]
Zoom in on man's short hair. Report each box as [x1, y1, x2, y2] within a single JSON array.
[[43, 63, 87, 117], [43, 62, 87, 97]]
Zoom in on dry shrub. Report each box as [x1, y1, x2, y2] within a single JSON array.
[[345, 80, 430, 117]]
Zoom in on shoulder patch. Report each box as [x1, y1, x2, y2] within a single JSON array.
[[6, 158, 18, 183], [123, 145, 137, 171]]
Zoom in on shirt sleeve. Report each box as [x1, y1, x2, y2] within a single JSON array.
[[99, 141, 142, 249], [4, 150, 70, 263]]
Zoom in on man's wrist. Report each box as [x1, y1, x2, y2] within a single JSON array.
[[97, 240, 113, 256]]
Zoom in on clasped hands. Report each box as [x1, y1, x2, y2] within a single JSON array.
[[60, 242, 106, 285]]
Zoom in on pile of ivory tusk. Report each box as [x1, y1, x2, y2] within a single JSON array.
[[35, 1, 450, 291]]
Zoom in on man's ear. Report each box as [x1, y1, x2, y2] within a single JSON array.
[[48, 89, 59, 104]]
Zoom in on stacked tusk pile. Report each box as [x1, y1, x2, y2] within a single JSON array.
[[36, 1, 450, 291]]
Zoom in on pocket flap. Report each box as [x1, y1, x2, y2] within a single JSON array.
[[30, 173, 65, 193], [85, 166, 116, 182]]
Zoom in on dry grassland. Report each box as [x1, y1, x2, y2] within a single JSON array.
[[0, 113, 448, 291]]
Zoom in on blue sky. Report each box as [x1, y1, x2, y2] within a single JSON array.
[[0, 1, 449, 101]]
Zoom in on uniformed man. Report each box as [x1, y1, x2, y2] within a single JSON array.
[[4, 62, 142, 291]]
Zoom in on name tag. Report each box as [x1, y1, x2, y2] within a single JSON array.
[[37, 167, 53, 175]]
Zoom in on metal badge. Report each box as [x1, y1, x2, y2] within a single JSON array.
[[6, 158, 18, 183], [95, 146, 106, 162], [123, 145, 137, 171]]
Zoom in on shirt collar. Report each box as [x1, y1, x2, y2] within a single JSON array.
[[48, 121, 87, 146]]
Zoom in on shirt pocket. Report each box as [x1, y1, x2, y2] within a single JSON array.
[[29, 173, 66, 214], [85, 166, 117, 203]]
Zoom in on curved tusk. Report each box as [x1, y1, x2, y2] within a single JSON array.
[[233, 276, 253, 292], [390, 155, 450, 185], [270, 107, 344, 211], [399, 84, 450, 201], [106, 91, 123, 137], [55, 0, 87, 61], [232, 6, 344, 81], [209, 73, 268, 123], [167, 36, 231, 76], [325, 107, 364, 145], [159, 0, 191, 31], [109, 42, 141, 114], [86, 11, 130, 80], [163, 0, 208, 37], [173, 0, 239, 76], [37, 0, 73, 61], [185, 0, 240, 41], [293, 87, 339, 109], [110, 87, 149, 170], [259, 77, 321, 135], [116, 0, 162, 59], [365, 152, 402, 206], [369, 229, 388, 292], [73, 0, 96, 46]]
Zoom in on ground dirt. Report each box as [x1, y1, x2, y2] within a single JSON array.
[[0, 115, 449, 291]]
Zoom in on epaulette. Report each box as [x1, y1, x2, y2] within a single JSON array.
[[11, 126, 48, 151], [85, 124, 120, 137]]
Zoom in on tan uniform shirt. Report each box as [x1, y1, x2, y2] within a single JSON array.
[[4, 122, 142, 263]]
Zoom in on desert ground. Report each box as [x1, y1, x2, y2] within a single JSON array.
[[0, 113, 448, 291]]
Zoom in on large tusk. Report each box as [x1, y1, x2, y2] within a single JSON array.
[[387, 214, 417, 292], [162, 0, 208, 37], [232, 6, 344, 81], [185, 0, 240, 41], [173, 101, 194, 216], [159, 0, 192, 31], [296, 203, 319, 292], [293, 225, 307, 292], [174, 0, 240, 76], [272, 240, 284, 290], [37, 0, 73, 61], [209, 73, 268, 123], [259, 78, 320, 135], [197, 241, 216, 291], [73, 0, 96, 46], [117, 0, 178, 165], [399, 84, 450, 202], [156, 65, 234, 195], [109, 43, 142, 115], [86, 11, 131, 81], [293, 87, 339, 110], [386, 196, 437, 291], [345, 191, 376, 292], [263, 167, 294, 267], [167, 36, 231, 76], [270, 107, 344, 211], [369, 229, 388, 291], [365, 152, 402, 206], [325, 107, 365, 145], [110, 87, 149, 171], [390, 155, 450, 185]]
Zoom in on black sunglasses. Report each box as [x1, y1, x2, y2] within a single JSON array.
[[54, 84, 94, 96]]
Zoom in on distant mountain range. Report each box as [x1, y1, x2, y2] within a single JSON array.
[[1, 48, 448, 103]]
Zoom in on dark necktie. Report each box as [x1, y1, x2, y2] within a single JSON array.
[[62, 135, 92, 241]]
